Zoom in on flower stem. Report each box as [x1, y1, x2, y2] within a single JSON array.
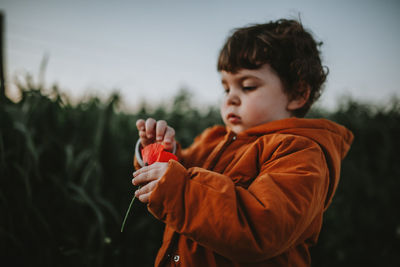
[[120, 186, 140, 233]]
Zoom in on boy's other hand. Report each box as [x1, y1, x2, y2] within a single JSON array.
[[132, 162, 169, 203], [136, 118, 176, 152]]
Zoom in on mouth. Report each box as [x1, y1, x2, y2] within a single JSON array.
[[227, 113, 241, 124]]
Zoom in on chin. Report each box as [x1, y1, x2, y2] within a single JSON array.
[[225, 121, 247, 134], [230, 126, 244, 134]]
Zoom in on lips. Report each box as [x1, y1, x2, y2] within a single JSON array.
[[227, 113, 241, 124]]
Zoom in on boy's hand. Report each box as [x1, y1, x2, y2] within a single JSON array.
[[136, 118, 176, 152], [132, 162, 169, 203]]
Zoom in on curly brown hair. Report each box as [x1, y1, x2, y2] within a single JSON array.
[[217, 19, 328, 117]]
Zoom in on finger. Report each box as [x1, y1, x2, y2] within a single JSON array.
[[133, 163, 153, 177], [164, 126, 175, 143], [132, 161, 166, 177], [136, 119, 145, 131], [137, 192, 151, 203], [132, 165, 148, 184], [156, 120, 167, 142], [163, 126, 176, 151], [138, 130, 148, 145], [135, 180, 158, 203], [136, 119, 150, 146], [135, 180, 157, 196], [145, 118, 156, 140], [133, 164, 149, 177], [132, 166, 158, 185]]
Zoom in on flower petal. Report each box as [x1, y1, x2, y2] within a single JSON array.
[[157, 150, 178, 162], [142, 143, 164, 165]]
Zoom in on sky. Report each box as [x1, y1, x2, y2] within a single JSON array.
[[2, 0, 400, 111]]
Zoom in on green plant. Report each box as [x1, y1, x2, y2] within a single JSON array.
[[1, 77, 399, 266]]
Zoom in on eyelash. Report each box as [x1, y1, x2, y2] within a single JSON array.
[[243, 86, 256, 91], [223, 86, 256, 94]]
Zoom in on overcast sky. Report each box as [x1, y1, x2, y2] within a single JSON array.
[[2, 0, 400, 111]]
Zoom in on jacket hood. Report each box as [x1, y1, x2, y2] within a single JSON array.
[[239, 118, 354, 208]]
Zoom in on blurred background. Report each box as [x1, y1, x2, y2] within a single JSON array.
[[2, 0, 400, 110], [0, 0, 399, 266]]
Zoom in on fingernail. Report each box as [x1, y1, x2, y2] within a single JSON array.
[[156, 136, 162, 141], [135, 190, 139, 196]]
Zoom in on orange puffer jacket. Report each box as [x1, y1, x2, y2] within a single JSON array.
[[135, 118, 353, 267]]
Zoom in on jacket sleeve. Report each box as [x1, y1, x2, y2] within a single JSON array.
[[147, 136, 329, 262]]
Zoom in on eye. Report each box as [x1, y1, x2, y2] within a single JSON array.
[[223, 87, 230, 94], [242, 86, 256, 92]]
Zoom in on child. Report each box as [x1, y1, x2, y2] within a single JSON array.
[[132, 19, 353, 267]]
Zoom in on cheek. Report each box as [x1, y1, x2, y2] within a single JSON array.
[[244, 100, 272, 122], [220, 103, 226, 119], [220, 98, 229, 113], [247, 106, 266, 121]]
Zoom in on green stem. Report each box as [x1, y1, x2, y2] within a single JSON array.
[[120, 186, 140, 233]]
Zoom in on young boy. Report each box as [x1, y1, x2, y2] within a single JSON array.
[[132, 19, 353, 266]]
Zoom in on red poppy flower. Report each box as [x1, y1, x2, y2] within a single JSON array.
[[142, 143, 178, 165]]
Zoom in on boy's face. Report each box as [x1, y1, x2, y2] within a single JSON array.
[[220, 64, 293, 134]]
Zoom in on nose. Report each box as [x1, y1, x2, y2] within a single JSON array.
[[226, 90, 241, 106]]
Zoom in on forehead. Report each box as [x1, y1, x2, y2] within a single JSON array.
[[221, 70, 260, 83], [220, 64, 276, 83]]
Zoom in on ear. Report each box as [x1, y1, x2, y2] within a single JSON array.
[[287, 85, 311, 111]]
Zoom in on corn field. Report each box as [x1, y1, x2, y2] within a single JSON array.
[[0, 78, 399, 266]]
